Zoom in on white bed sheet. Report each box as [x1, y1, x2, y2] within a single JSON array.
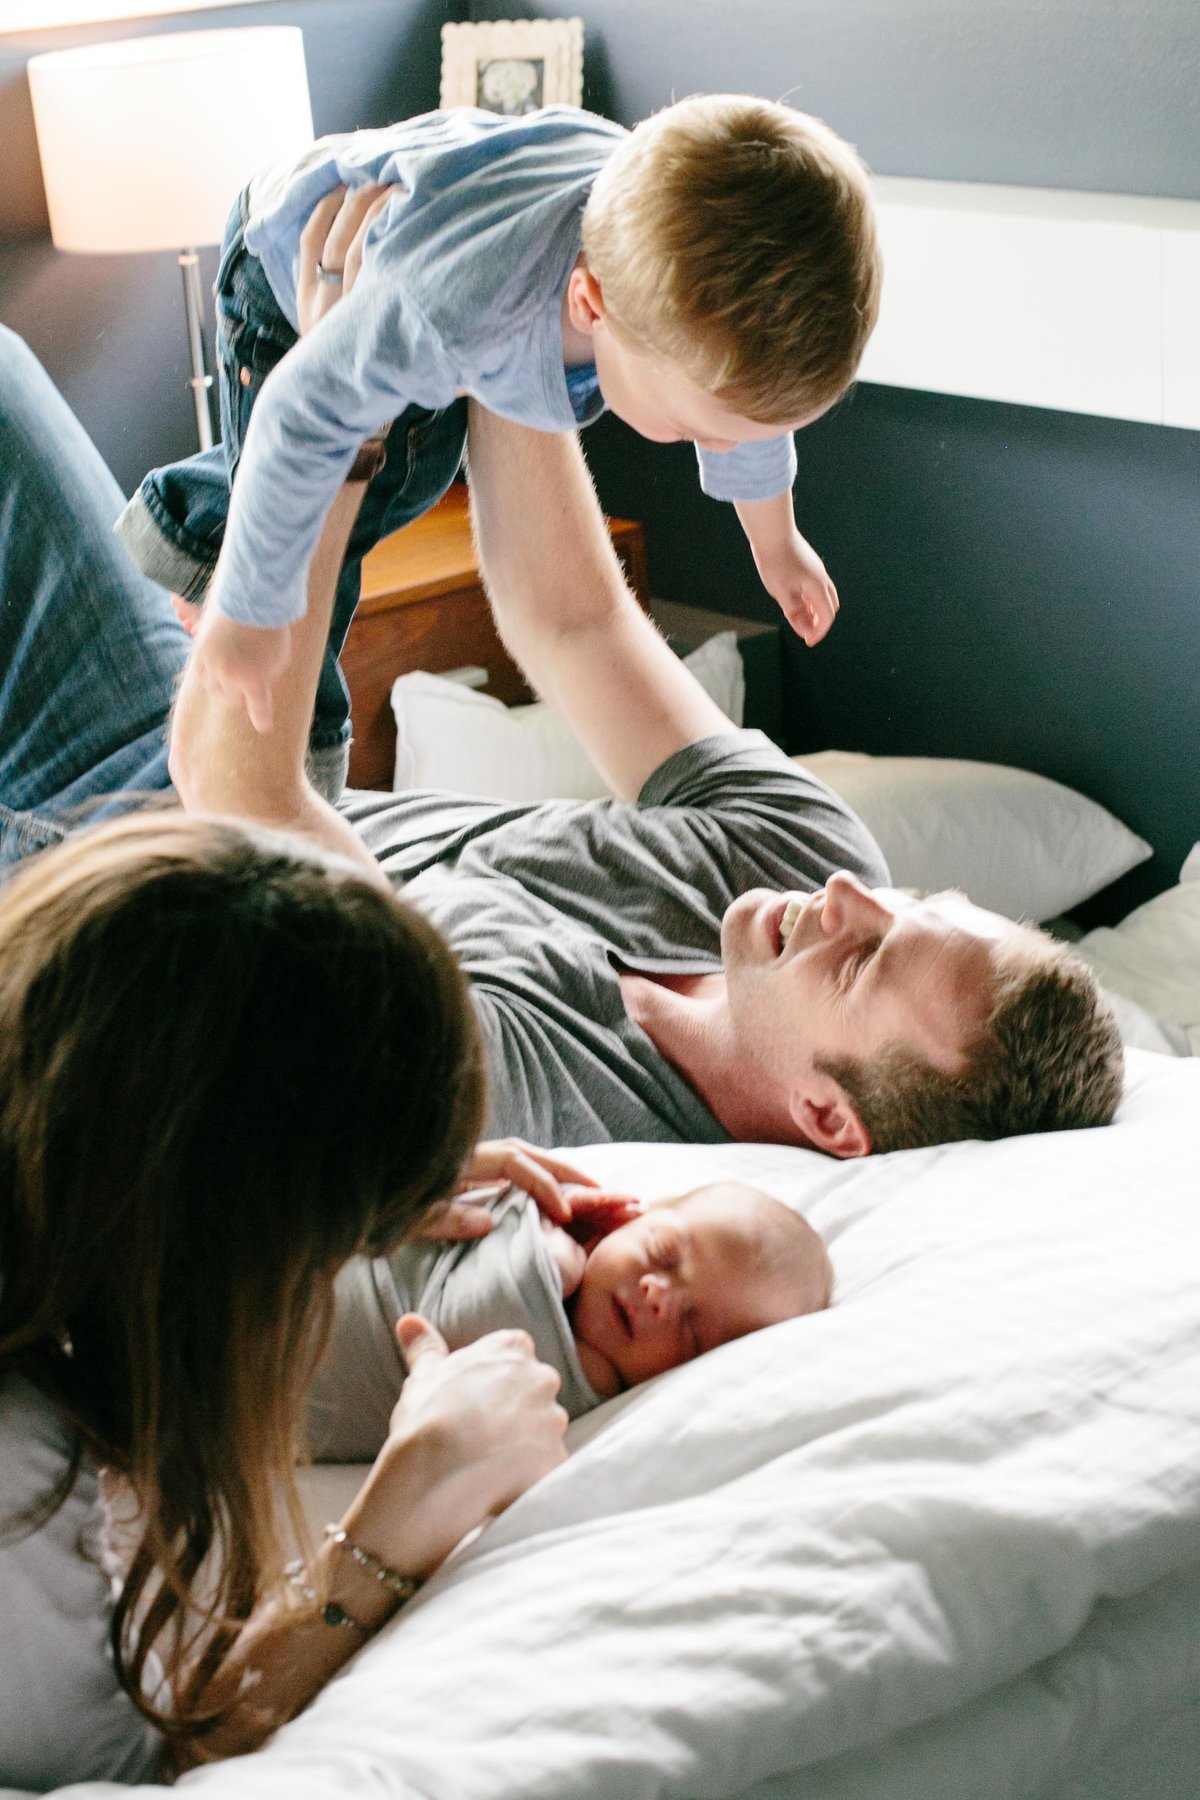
[[41, 1051, 1200, 1800]]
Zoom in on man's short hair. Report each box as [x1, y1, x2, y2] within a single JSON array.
[[823, 944, 1124, 1153], [581, 94, 881, 424]]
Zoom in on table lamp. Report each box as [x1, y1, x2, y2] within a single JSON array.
[[28, 27, 314, 450]]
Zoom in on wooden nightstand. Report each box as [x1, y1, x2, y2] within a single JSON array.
[[343, 484, 649, 789]]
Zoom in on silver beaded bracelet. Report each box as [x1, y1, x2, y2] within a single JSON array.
[[324, 1523, 423, 1607], [282, 1558, 370, 1636]]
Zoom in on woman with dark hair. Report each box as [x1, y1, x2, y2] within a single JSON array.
[[0, 808, 570, 1783], [0, 210, 589, 1783]]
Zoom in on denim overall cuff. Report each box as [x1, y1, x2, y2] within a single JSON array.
[[114, 486, 216, 603], [305, 739, 352, 806]]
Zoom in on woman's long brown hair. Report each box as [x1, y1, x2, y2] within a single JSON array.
[[0, 813, 483, 1736]]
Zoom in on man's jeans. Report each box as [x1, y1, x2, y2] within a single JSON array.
[[0, 326, 188, 873], [116, 194, 469, 759]]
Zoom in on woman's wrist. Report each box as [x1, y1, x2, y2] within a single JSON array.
[[309, 1531, 408, 1634], [341, 1418, 468, 1584]]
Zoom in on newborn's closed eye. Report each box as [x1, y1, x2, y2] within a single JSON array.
[[647, 1231, 680, 1272]]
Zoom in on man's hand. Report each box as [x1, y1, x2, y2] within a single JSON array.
[[296, 183, 389, 335], [735, 492, 840, 647]]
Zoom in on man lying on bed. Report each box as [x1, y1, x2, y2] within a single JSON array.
[[0, 322, 1121, 1159], [166, 405, 1121, 1157], [309, 1180, 833, 1460]]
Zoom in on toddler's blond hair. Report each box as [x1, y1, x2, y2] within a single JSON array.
[[581, 94, 881, 424]]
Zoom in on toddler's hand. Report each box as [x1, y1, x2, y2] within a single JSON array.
[[190, 609, 292, 735], [753, 528, 840, 647]]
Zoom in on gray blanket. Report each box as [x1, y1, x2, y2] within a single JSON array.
[[307, 1188, 600, 1461]]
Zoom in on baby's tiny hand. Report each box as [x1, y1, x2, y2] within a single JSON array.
[[191, 610, 293, 735], [564, 1191, 642, 1248], [753, 529, 840, 648]]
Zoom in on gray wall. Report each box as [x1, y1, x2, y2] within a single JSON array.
[[471, 0, 1199, 197], [0, 0, 454, 492], [476, 1, 1200, 913]]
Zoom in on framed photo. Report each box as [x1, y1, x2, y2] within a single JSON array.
[[440, 17, 584, 117]]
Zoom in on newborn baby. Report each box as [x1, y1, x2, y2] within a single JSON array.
[[548, 1181, 832, 1398], [308, 1180, 831, 1460]]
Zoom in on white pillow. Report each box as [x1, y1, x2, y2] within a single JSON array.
[[1073, 842, 1200, 1055], [392, 632, 745, 802], [796, 749, 1151, 921]]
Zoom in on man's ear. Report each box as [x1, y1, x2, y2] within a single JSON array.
[[790, 1071, 872, 1160], [565, 263, 606, 335]]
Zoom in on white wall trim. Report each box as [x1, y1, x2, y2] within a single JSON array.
[[860, 177, 1200, 430]]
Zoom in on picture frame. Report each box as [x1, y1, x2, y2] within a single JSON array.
[[440, 17, 585, 117]]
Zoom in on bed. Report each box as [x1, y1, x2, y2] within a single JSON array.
[[27, 1043, 1198, 1800], [11, 657, 1189, 1798]]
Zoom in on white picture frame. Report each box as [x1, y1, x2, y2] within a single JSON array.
[[440, 17, 584, 116]]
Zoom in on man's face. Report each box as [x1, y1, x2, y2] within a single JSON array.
[[720, 872, 1032, 1100], [571, 1188, 819, 1388]]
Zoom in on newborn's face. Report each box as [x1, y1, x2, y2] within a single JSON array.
[[571, 1187, 813, 1388]]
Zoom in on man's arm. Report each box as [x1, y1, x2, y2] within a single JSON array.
[[466, 405, 736, 802], [169, 478, 382, 879], [169, 189, 390, 877]]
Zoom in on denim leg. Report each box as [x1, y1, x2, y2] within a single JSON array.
[[113, 192, 469, 763], [313, 399, 470, 752], [114, 194, 294, 602], [116, 443, 234, 600], [0, 327, 188, 872]]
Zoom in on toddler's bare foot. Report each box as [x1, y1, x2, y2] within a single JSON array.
[[170, 593, 203, 637]]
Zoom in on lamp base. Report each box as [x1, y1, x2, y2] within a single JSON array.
[[179, 248, 214, 452]]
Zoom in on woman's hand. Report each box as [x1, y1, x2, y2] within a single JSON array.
[[341, 1316, 569, 1579], [177, 1317, 567, 1764], [296, 183, 389, 334], [415, 1137, 602, 1239]]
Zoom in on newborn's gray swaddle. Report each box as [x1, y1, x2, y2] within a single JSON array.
[[307, 1188, 600, 1461]]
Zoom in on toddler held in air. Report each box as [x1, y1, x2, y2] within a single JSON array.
[[118, 95, 880, 775], [308, 1181, 832, 1458]]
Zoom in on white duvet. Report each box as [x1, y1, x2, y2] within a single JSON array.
[[47, 1051, 1200, 1800]]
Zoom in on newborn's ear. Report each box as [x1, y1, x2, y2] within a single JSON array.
[[790, 1074, 871, 1160]]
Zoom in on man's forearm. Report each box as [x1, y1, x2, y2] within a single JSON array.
[[466, 405, 734, 800], [466, 408, 636, 677], [169, 482, 383, 879]]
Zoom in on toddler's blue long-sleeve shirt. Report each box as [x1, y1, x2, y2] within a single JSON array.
[[222, 107, 796, 628]]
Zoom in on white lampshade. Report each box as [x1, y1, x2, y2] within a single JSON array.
[[28, 27, 314, 253]]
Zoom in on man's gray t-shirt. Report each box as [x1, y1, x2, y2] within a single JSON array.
[[342, 731, 888, 1146]]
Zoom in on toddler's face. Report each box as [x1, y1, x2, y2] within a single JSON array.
[[570, 1183, 828, 1389], [590, 325, 817, 454]]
